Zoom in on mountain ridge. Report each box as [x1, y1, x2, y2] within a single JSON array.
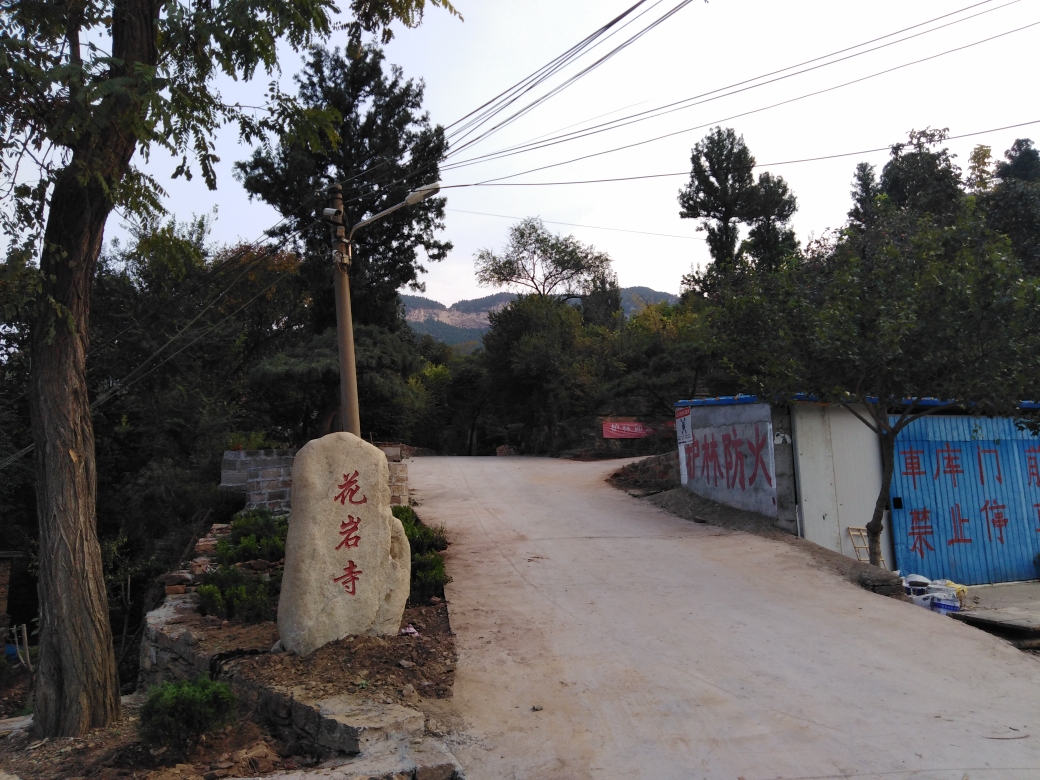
[[403, 286, 678, 345]]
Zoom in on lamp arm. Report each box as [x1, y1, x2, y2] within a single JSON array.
[[348, 200, 409, 242]]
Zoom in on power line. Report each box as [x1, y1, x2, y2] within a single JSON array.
[[448, 0, 698, 156], [445, 0, 662, 141], [435, 119, 1040, 189], [465, 20, 1040, 187], [322, 1, 1026, 212], [314, 0, 698, 209], [441, 0, 1018, 172], [447, 208, 704, 240]]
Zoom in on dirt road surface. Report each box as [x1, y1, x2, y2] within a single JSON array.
[[410, 456, 1040, 780]]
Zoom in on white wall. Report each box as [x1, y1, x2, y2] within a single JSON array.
[[678, 403, 778, 518], [791, 404, 896, 568]]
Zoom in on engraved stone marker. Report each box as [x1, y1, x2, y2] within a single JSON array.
[[278, 433, 410, 655]]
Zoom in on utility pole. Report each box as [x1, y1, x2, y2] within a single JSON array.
[[327, 185, 361, 436], [324, 180, 441, 439]]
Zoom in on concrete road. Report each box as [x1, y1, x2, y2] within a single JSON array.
[[410, 456, 1040, 780]]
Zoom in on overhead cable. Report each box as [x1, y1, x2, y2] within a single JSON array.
[[433, 119, 1040, 188], [444, 0, 660, 141], [447, 208, 705, 240], [466, 20, 1040, 186], [441, 0, 1019, 171], [448, 0, 698, 155]]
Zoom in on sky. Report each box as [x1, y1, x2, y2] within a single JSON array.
[[115, 0, 1040, 305]]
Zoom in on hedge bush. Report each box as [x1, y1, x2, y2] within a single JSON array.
[[392, 505, 451, 602], [197, 566, 279, 623], [215, 509, 288, 565], [138, 678, 236, 759]]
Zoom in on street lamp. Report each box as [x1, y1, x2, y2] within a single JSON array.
[[325, 182, 442, 436]]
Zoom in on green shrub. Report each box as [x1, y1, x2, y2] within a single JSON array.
[[197, 566, 280, 623], [392, 506, 452, 602], [411, 551, 452, 602], [138, 678, 236, 759], [226, 431, 290, 451], [215, 509, 288, 565], [0, 657, 9, 687], [392, 505, 448, 555], [196, 584, 226, 618]]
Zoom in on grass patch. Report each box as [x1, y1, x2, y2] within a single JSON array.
[[392, 505, 451, 602]]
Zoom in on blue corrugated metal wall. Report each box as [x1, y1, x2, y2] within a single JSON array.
[[889, 417, 1040, 584]]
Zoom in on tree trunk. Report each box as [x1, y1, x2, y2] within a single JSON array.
[[30, 164, 123, 736], [28, 0, 159, 737], [867, 428, 897, 567]]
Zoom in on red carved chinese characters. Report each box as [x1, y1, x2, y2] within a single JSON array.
[[976, 447, 1003, 486], [336, 515, 362, 550], [1026, 447, 1040, 487], [333, 561, 363, 595], [747, 425, 772, 487], [685, 439, 700, 480], [900, 448, 926, 489], [722, 427, 746, 490], [908, 507, 935, 558], [933, 443, 964, 487], [332, 471, 365, 593], [701, 433, 721, 487], [334, 470, 369, 505], [981, 499, 1009, 544], [948, 503, 971, 545]]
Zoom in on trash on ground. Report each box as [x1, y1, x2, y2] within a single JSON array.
[[903, 574, 965, 615]]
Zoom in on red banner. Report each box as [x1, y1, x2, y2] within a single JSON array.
[[603, 421, 649, 438], [601, 421, 672, 439]]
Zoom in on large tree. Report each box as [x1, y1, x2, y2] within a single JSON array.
[[678, 127, 798, 280], [980, 138, 1040, 276], [0, 0, 457, 737], [236, 45, 451, 331], [703, 133, 1040, 566], [474, 217, 615, 299]]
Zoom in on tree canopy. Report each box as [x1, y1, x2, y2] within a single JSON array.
[[474, 217, 615, 299], [700, 130, 1040, 564], [236, 45, 450, 331], [678, 126, 798, 274], [0, 0, 459, 737]]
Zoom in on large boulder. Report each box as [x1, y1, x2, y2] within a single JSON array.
[[278, 433, 410, 655]]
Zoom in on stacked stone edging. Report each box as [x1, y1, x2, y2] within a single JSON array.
[[137, 595, 460, 777]]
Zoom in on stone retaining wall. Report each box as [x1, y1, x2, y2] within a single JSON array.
[[138, 594, 213, 689], [220, 447, 410, 514], [137, 593, 460, 777], [220, 449, 297, 514]]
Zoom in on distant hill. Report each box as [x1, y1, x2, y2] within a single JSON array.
[[450, 292, 517, 313], [400, 294, 445, 310], [408, 318, 487, 346], [620, 286, 679, 316], [402, 286, 678, 345]]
